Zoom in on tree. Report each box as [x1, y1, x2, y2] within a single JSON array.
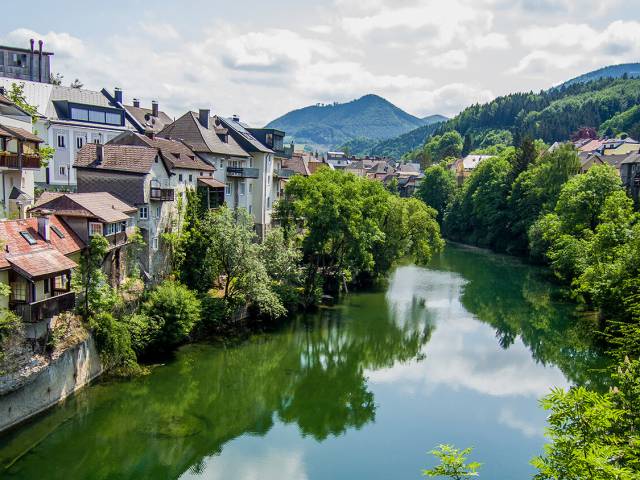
[[424, 131, 463, 163], [70, 78, 84, 89], [143, 280, 201, 350], [49, 73, 64, 85], [532, 387, 634, 480], [73, 234, 114, 320], [423, 445, 482, 479], [461, 134, 473, 157], [386, 176, 399, 195], [415, 165, 456, 224]]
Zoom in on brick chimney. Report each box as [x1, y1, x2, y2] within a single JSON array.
[[133, 98, 140, 108], [199, 109, 210, 129], [152, 100, 159, 117], [232, 114, 240, 122], [114, 87, 123, 103], [96, 143, 104, 164], [35, 209, 52, 242]]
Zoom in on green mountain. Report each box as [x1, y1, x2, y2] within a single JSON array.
[[342, 121, 443, 158], [265, 94, 437, 150], [363, 72, 640, 159], [559, 63, 640, 88], [422, 114, 448, 124]]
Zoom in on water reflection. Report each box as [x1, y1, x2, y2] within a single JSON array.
[[0, 245, 605, 480]]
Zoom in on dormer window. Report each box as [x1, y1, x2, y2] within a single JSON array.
[[20, 231, 37, 245]]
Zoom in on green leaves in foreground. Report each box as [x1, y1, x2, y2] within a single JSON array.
[[423, 444, 482, 479]]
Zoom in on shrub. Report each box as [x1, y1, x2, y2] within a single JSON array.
[[143, 280, 201, 351]]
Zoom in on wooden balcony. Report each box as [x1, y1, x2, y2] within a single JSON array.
[[0, 153, 41, 170], [227, 166, 259, 179], [12, 291, 76, 323], [150, 187, 175, 201]]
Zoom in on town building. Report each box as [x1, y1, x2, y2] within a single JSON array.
[[620, 153, 640, 203], [0, 211, 82, 338], [0, 78, 131, 191], [450, 155, 492, 185], [326, 151, 351, 169], [32, 192, 138, 287], [0, 41, 52, 84], [0, 92, 43, 218], [74, 133, 214, 280]]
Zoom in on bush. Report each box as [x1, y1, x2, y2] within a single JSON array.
[[90, 312, 140, 375], [143, 280, 201, 351]]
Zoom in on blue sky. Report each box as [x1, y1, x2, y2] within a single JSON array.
[[4, 0, 639, 125]]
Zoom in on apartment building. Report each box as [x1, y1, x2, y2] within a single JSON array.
[[0, 41, 52, 84]]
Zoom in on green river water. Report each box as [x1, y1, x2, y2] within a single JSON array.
[[0, 244, 606, 479]]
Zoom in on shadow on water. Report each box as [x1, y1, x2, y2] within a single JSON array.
[[0, 244, 606, 479]]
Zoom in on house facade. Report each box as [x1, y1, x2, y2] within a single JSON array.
[[0, 41, 52, 84], [0, 211, 82, 338], [0, 78, 131, 191], [0, 92, 42, 218], [74, 133, 214, 280], [32, 192, 138, 287]]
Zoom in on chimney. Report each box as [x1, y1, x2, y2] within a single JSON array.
[[199, 109, 210, 129], [114, 87, 123, 104], [232, 114, 240, 122], [151, 100, 159, 117], [38, 40, 43, 83], [29, 39, 35, 82], [36, 209, 52, 242], [96, 143, 104, 164], [145, 130, 155, 140], [133, 98, 140, 108]]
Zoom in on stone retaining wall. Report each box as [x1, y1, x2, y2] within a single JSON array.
[[0, 336, 103, 433]]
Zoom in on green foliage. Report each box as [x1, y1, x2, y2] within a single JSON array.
[[73, 235, 115, 319], [424, 131, 463, 164], [599, 104, 640, 140], [90, 312, 141, 375], [276, 168, 443, 295], [6, 83, 38, 118], [423, 445, 482, 480], [143, 280, 201, 351], [532, 385, 635, 480], [415, 165, 457, 224]]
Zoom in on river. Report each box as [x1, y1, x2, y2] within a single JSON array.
[[0, 244, 606, 479]]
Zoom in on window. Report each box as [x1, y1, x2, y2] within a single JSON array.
[[76, 136, 84, 149], [266, 133, 273, 147], [189, 174, 193, 182], [225, 182, 231, 195], [105, 112, 122, 125], [89, 110, 106, 123], [92, 134, 102, 144], [219, 159, 224, 168], [89, 222, 103, 237], [71, 108, 89, 121], [239, 182, 245, 195], [139, 206, 148, 220], [267, 197, 271, 209], [248, 205, 252, 214], [57, 134, 66, 148], [178, 174, 183, 182], [152, 237, 159, 250], [9, 53, 27, 67], [10, 282, 26, 302], [54, 274, 69, 291], [44, 279, 50, 295], [59, 166, 66, 176], [154, 156, 159, 163], [51, 225, 65, 238], [120, 222, 127, 232], [249, 183, 253, 193], [155, 206, 161, 219], [20, 231, 37, 245], [104, 223, 118, 236], [249, 158, 253, 168]]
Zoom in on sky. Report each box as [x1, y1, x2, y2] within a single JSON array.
[[3, 0, 640, 126]]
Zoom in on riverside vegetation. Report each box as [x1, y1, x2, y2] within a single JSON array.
[[416, 138, 640, 479]]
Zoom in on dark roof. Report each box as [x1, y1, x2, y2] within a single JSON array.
[[217, 116, 273, 154], [622, 153, 640, 165], [75, 143, 158, 174], [135, 134, 214, 172], [283, 156, 310, 176], [198, 177, 225, 188], [124, 105, 174, 133], [159, 112, 249, 158], [0, 45, 53, 55]]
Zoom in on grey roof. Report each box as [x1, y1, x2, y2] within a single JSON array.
[[159, 112, 249, 158], [621, 153, 640, 164], [124, 105, 174, 133], [217, 116, 273, 154]]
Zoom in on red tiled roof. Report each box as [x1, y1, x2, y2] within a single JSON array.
[[75, 143, 158, 174], [0, 124, 43, 143], [135, 134, 215, 172], [8, 249, 77, 280], [0, 215, 84, 275], [33, 192, 136, 223]]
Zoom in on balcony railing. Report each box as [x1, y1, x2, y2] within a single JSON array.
[[0, 153, 41, 170], [226, 166, 260, 179], [106, 231, 129, 249], [150, 187, 175, 201], [275, 168, 295, 179], [12, 291, 76, 323]]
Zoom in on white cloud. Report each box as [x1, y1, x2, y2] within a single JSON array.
[[412, 84, 494, 117], [471, 32, 510, 50], [420, 49, 469, 70], [509, 50, 582, 76]]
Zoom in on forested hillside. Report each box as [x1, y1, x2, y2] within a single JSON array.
[[266, 94, 435, 150], [385, 76, 640, 160], [559, 63, 640, 88]]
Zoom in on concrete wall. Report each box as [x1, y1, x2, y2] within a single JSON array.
[[0, 336, 103, 433]]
